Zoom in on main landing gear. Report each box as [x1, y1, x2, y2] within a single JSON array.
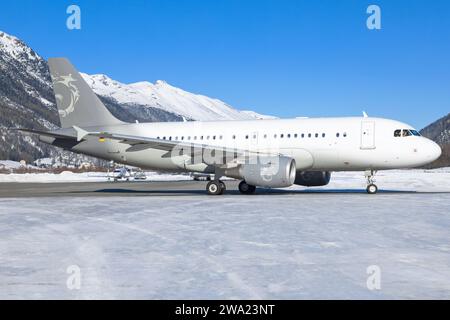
[[205, 180, 257, 195], [238, 181, 256, 195], [206, 180, 226, 195], [365, 170, 378, 194]]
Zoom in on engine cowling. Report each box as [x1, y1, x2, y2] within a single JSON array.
[[225, 156, 296, 188], [294, 171, 331, 187]]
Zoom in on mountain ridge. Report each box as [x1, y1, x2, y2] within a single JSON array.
[[80, 73, 270, 122], [0, 30, 448, 167], [0, 30, 271, 162], [420, 113, 450, 168]]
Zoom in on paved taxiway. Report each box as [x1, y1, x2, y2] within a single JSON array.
[[0, 180, 223, 198], [1, 180, 448, 198]]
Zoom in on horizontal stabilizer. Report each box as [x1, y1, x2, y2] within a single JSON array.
[[12, 128, 76, 140]]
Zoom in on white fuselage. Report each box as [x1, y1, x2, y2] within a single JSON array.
[[68, 116, 441, 173]]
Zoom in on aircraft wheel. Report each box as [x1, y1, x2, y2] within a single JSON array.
[[366, 184, 378, 194], [219, 181, 226, 194], [207, 181, 223, 195], [239, 181, 256, 195]]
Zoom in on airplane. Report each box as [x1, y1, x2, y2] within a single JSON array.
[[17, 58, 442, 195]]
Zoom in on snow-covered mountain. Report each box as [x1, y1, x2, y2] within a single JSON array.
[[239, 110, 278, 120], [81, 74, 267, 121], [420, 113, 450, 145], [0, 30, 273, 162], [1, 29, 447, 167], [420, 113, 450, 168], [0, 31, 60, 163]]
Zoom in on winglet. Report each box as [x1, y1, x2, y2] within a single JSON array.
[[362, 111, 369, 118], [72, 125, 89, 141]]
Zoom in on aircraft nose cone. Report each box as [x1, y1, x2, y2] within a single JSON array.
[[430, 141, 442, 161]]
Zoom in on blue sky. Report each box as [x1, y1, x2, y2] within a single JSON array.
[[1, 0, 449, 128]]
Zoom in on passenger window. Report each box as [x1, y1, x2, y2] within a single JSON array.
[[253, 134, 257, 139], [213, 136, 216, 140], [394, 130, 401, 137], [200, 136, 204, 140], [194, 136, 197, 140], [301, 134, 305, 138], [219, 135, 223, 140], [294, 134, 298, 138], [245, 135, 249, 139], [287, 134, 291, 138], [274, 134, 277, 138], [280, 134, 284, 138], [308, 133, 312, 138], [322, 133, 326, 138], [264, 134, 267, 139], [315, 133, 319, 138], [336, 133, 340, 138], [343, 132, 347, 137], [232, 135, 236, 139]]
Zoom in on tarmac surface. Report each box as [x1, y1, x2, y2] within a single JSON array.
[[0, 180, 220, 198], [1, 180, 448, 198]]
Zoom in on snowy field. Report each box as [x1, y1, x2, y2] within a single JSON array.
[[0, 171, 193, 183], [1, 167, 450, 193], [0, 168, 450, 299]]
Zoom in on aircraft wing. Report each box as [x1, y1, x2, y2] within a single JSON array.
[[73, 126, 272, 166]]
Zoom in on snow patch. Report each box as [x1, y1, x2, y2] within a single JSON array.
[[0, 171, 192, 183]]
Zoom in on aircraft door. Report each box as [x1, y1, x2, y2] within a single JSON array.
[[361, 121, 376, 150]]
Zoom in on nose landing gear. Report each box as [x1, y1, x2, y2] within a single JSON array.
[[365, 170, 378, 194]]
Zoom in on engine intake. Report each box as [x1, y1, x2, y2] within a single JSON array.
[[294, 171, 331, 187]]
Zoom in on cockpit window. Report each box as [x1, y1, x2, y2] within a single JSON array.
[[402, 129, 412, 137], [394, 129, 421, 137]]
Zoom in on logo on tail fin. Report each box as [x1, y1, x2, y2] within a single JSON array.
[[54, 74, 80, 118]]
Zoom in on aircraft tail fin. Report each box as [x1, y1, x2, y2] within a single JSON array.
[[48, 58, 123, 129]]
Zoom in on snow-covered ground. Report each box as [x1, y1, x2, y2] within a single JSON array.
[[0, 171, 192, 183], [1, 168, 449, 299], [291, 167, 450, 193], [1, 168, 450, 194], [0, 160, 34, 170]]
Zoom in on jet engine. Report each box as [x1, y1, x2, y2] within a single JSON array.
[[225, 156, 296, 188], [294, 171, 331, 187]]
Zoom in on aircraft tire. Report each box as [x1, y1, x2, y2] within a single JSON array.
[[239, 181, 256, 195], [366, 184, 378, 194], [207, 181, 223, 195]]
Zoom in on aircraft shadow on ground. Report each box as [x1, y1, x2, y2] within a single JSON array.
[[75, 188, 447, 196]]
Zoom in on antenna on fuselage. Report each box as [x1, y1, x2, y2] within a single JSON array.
[[362, 111, 369, 118]]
